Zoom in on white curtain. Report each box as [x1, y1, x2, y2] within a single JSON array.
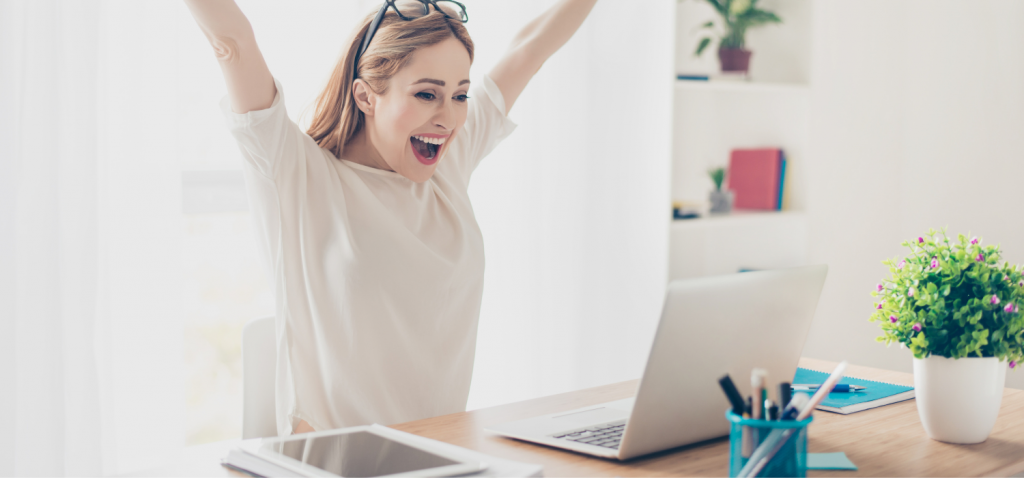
[[1, 0, 184, 475], [1, 0, 673, 474], [464, 0, 675, 409]]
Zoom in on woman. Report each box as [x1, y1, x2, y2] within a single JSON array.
[[183, 0, 597, 436]]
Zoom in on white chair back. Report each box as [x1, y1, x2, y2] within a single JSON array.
[[242, 316, 277, 439]]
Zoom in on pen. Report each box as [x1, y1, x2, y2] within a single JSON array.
[[792, 384, 865, 392], [718, 375, 747, 415]]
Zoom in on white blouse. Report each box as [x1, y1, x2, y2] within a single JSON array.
[[220, 74, 517, 435]]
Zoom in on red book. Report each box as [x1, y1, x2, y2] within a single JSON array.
[[727, 148, 784, 210]]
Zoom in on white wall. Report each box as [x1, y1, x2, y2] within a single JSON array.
[[801, 0, 1024, 390]]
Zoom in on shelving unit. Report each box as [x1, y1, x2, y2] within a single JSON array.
[[668, 0, 814, 281]]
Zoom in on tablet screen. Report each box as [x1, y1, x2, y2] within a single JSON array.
[[263, 431, 461, 477]]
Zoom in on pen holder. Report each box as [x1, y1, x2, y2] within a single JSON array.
[[726, 410, 812, 477]]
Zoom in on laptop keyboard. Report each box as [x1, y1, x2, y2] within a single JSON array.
[[550, 420, 626, 449]]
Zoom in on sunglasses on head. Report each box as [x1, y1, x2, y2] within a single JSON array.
[[353, 0, 469, 79]]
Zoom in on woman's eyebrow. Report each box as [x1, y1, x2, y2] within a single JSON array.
[[412, 78, 471, 86]]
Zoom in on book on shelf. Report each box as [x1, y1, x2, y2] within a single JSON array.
[[793, 367, 916, 415], [727, 148, 785, 210]]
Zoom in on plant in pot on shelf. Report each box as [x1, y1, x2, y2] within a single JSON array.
[[870, 229, 1023, 444], [689, 0, 782, 76], [707, 167, 733, 214]]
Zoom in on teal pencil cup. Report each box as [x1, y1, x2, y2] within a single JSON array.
[[726, 410, 812, 477]]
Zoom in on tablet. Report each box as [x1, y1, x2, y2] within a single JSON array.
[[254, 425, 487, 477]]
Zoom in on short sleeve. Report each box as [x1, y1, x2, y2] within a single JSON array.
[[440, 73, 518, 185], [219, 77, 301, 179]]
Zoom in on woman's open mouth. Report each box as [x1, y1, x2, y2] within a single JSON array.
[[410, 134, 447, 165]]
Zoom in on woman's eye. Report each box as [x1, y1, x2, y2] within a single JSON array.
[[416, 92, 435, 101], [455, 95, 470, 102]]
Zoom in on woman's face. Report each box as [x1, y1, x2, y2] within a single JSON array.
[[363, 37, 472, 183]]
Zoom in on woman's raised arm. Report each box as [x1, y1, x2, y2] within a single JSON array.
[[183, 0, 276, 114], [488, 0, 598, 116]]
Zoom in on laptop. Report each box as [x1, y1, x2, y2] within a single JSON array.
[[485, 265, 828, 460]]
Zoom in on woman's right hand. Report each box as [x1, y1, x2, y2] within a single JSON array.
[[182, 0, 276, 114], [292, 419, 316, 435]]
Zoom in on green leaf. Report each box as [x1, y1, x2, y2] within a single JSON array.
[[695, 37, 712, 56], [706, 0, 729, 17]]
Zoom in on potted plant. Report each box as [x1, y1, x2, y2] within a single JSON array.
[[708, 167, 733, 214], [689, 0, 782, 75], [870, 229, 1022, 444]]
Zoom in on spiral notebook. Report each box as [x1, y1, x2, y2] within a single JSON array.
[[793, 367, 916, 414]]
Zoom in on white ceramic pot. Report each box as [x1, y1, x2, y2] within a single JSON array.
[[913, 355, 1007, 444]]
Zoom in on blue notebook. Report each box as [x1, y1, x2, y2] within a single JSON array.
[[792, 367, 915, 414]]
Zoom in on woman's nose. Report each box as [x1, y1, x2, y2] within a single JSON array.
[[433, 100, 456, 130]]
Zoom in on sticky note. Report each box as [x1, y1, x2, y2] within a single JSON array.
[[807, 452, 857, 470]]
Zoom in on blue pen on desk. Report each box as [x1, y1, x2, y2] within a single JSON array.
[[792, 384, 865, 392]]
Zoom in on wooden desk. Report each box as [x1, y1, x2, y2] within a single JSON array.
[[140, 358, 1024, 477]]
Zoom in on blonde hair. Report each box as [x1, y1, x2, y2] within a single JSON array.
[[306, 2, 474, 160]]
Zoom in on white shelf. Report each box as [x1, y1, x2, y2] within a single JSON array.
[[668, 0, 814, 281], [668, 210, 808, 281], [675, 79, 810, 94], [671, 210, 805, 230]]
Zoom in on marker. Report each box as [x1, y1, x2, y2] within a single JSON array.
[[741, 399, 753, 458], [778, 382, 791, 411], [780, 393, 808, 420], [792, 384, 865, 392], [718, 375, 747, 415], [751, 369, 766, 420], [767, 401, 779, 421]]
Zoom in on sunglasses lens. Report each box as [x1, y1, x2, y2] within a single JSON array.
[[393, 0, 429, 18], [434, 1, 468, 21]]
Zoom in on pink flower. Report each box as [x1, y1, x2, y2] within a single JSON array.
[[908, 287, 915, 297], [876, 301, 885, 310], [991, 295, 1000, 305], [877, 283, 884, 292], [912, 323, 922, 332], [918, 237, 925, 244], [898, 260, 906, 269], [1005, 303, 1015, 313], [1011, 361, 1017, 369], [889, 315, 898, 323], [977, 253, 985, 262], [931, 258, 939, 269], [1018, 280, 1023, 287], [971, 237, 979, 245]]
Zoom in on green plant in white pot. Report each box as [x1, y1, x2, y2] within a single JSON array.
[[688, 0, 782, 75], [871, 229, 1022, 444], [707, 167, 733, 214]]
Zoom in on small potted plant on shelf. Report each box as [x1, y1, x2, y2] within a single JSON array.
[[708, 167, 733, 214], [870, 229, 1022, 444], [688, 0, 782, 75]]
